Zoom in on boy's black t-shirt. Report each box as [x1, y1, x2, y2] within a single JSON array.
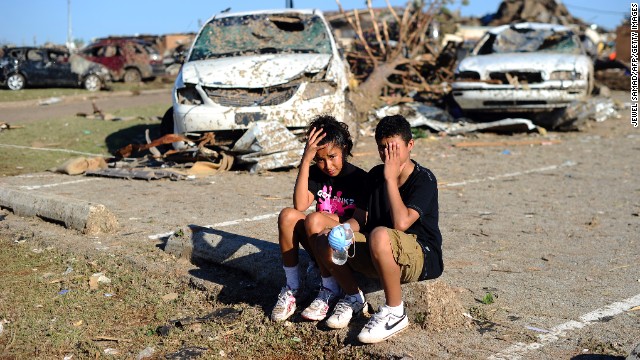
[[307, 162, 369, 219], [365, 160, 443, 280]]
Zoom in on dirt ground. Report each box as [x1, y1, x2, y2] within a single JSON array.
[[0, 89, 639, 359]]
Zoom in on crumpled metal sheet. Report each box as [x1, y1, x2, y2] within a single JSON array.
[[374, 102, 536, 134], [231, 121, 304, 172], [550, 97, 621, 130]]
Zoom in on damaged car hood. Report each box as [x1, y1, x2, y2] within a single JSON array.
[[180, 53, 332, 88], [459, 53, 588, 74]]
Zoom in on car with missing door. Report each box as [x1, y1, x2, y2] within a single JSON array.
[[163, 9, 353, 147], [451, 22, 594, 113], [80, 38, 165, 83], [0, 46, 111, 91]]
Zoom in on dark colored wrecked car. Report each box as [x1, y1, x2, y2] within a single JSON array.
[[80, 38, 165, 83], [0, 46, 111, 91]]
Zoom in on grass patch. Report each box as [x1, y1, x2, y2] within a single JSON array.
[[0, 104, 168, 176], [0, 79, 172, 103], [0, 236, 372, 359], [481, 292, 495, 305]]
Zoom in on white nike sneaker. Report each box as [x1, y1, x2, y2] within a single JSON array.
[[358, 306, 409, 344]]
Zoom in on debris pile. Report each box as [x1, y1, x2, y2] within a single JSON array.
[[336, 0, 457, 114], [486, 0, 584, 27]]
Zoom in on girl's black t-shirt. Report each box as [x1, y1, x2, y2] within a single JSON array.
[[307, 162, 368, 219]]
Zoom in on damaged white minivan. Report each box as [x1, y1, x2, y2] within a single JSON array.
[[163, 9, 352, 147], [451, 22, 593, 114]]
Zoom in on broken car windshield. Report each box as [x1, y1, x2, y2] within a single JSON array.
[[189, 14, 332, 61], [483, 28, 580, 55]]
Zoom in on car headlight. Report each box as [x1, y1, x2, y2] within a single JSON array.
[[301, 82, 337, 100], [454, 71, 480, 81], [550, 70, 583, 80], [177, 85, 203, 105]]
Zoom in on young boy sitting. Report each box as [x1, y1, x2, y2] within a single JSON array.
[[313, 114, 444, 343]]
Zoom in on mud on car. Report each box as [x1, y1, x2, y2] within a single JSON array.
[[163, 9, 353, 147], [0, 46, 111, 91], [80, 38, 165, 83]]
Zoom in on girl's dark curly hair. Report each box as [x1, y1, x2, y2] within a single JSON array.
[[307, 115, 354, 157]]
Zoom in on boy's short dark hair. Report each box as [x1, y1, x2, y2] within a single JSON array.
[[375, 115, 412, 144], [308, 115, 354, 157]]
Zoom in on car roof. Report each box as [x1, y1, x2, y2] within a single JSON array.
[[87, 38, 152, 46], [205, 8, 321, 21], [488, 22, 574, 35]]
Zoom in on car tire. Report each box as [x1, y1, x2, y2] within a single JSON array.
[[123, 68, 142, 83], [160, 107, 175, 136], [161, 107, 187, 150], [7, 73, 25, 90], [83, 74, 102, 92]]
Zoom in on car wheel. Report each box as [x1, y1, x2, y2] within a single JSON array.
[[161, 107, 187, 150], [160, 107, 175, 136], [7, 73, 25, 90], [123, 68, 142, 83], [83, 74, 102, 92]]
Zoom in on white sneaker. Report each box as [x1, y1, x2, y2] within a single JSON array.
[[325, 293, 367, 329], [301, 287, 339, 321], [270, 286, 297, 322], [358, 306, 409, 344]]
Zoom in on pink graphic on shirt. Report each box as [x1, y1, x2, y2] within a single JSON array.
[[317, 186, 356, 216]]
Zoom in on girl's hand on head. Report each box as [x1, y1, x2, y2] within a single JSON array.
[[302, 127, 327, 164]]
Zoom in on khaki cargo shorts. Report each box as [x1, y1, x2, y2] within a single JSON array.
[[347, 228, 424, 283]]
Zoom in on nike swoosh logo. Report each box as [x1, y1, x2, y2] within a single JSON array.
[[384, 315, 406, 330]]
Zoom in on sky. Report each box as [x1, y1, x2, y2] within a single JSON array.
[[0, 0, 632, 46]]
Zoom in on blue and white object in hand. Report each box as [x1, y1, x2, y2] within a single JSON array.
[[329, 223, 354, 265]]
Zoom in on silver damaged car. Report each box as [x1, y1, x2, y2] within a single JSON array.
[[451, 22, 594, 113], [164, 9, 352, 147]]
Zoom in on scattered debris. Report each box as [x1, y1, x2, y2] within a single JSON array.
[[231, 121, 304, 173], [453, 139, 560, 148], [103, 348, 119, 355], [136, 346, 155, 360], [165, 347, 208, 359], [114, 133, 191, 159], [546, 97, 621, 131], [374, 102, 538, 134], [38, 97, 62, 106], [48, 156, 108, 175], [89, 272, 111, 290], [75, 100, 154, 121], [0, 122, 24, 131]]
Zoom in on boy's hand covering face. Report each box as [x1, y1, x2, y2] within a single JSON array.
[[302, 127, 327, 164], [382, 141, 406, 182]]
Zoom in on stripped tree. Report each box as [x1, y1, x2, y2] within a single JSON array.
[[336, 0, 453, 115]]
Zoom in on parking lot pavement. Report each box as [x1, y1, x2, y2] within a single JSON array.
[[0, 91, 638, 357]]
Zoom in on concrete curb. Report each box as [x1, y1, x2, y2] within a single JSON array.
[[0, 187, 118, 234], [165, 225, 309, 286], [164, 226, 434, 310]]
